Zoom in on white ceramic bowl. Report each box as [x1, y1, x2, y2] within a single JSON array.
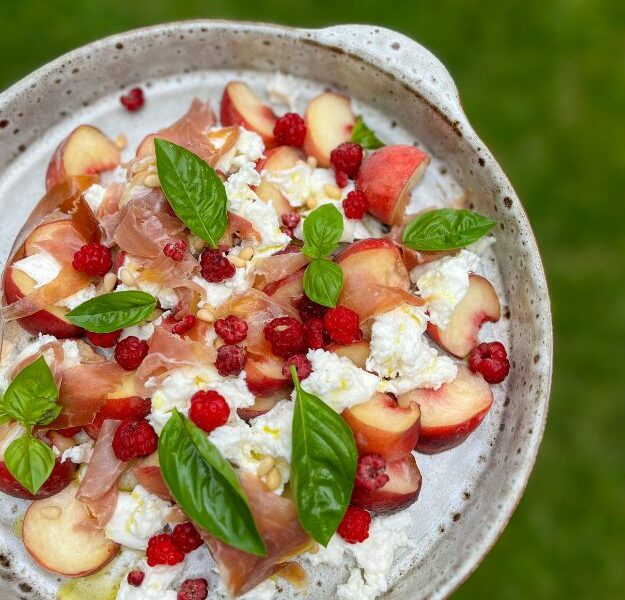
[[0, 21, 552, 599]]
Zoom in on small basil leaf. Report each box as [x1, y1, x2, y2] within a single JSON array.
[[351, 116, 385, 150], [159, 410, 266, 556], [3, 357, 60, 427], [5, 434, 55, 495], [402, 208, 496, 251], [0, 395, 10, 425], [66, 291, 156, 333], [303, 258, 343, 308], [290, 367, 357, 546], [155, 138, 228, 248], [302, 204, 344, 259]]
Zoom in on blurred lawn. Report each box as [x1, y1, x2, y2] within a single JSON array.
[[1, 0, 624, 598]]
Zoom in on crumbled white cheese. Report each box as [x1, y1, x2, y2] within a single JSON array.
[[56, 284, 97, 310], [192, 264, 252, 310], [61, 441, 94, 464], [100, 165, 128, 186], [83, 183, 107, 213], [61, 339, 82, 367], [120, 321, 156, 342], [261, 163, 337, 208], [296, 349, 380, 413], [215, 127, 265, 174], [11, 252, 61, 288], [13, 333, 57, 366], [267, 72, 299, 111], [116, 559, 184, 600]]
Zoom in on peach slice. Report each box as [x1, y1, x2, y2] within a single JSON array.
[[237, 390, 284, 422], [351, 454, 422, 514], [427, 274, 501, 358], [45, 125, 120, 191], [326, 341, 371, 369], [0, 458, 75, 501], [303, 92, 355, 167], [220, 81, 277, 145], [23, 482, 119, 577], [262, 269, 304, 307], [245, 353, 290, 396], [402, 365, 493, 453], [256, 146, 304, 215], [342, 393, 420, 461], [355, 145, 430, 225]]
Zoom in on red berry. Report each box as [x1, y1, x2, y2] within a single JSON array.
[[355, 454, 390, 491], [171, 315, 197, 336], [86, 329, 122, 348], [281, 212, 301, 229], [146, 533, 185, 567], [335, 170, 349, 188], [163, 240, 187, 261], [304, 318, 324, 350], [337, 505, 371, 544], [343, 190, 369, 219], [215, 344, 246, 376], [172, 522, 204, 554], [112, 419, 158, 462], [273, 113, 307, 147], [282, 353, 312, 380], [295, 295, 327, 322], [214, 315, 248, 344], [177, 579, 208, 600], [114, 336, 149, 370], [330, 142, 363, 178], [127, 571, 145, 587], [468, 341, 510, 384], [200, 249, 236, 283], [120, 87, 145, 112], [189, 390, 230, 433], [323, 306, 361, 345], [72, 243, 112, 277], [264, 317, 305, 358], [85, 396, 152, 440], [57, 427, 82, 438]]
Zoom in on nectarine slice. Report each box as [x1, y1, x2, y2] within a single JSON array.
[[221, 81, 277, 145]]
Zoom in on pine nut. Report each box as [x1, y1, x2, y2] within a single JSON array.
[[143, 174, 161, 188], [119, 268, 135, 286], [257, 456, 275, 478], [115, 134, 128, 149], [196, 308, 214, 323], [307, 156, 318, 168], [102, 272, 117, 292], [308, 543, 321, 555], [41, 506, 62, 520], [324, 184, 341, 200], [265, 466, 281, 491], [239, 247, 254, 261], [306, 197, 318, 210], [229, 256, 246, 268]]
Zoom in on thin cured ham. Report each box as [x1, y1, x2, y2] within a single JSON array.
[[202, 473, 311, 597], [134, 465, 172, 502], [255, 251, 311, 285], [97, 183, 124, 246]]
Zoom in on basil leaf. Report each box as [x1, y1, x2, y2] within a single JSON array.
[[402, 208, 496, 251], [302, 204, 344, 259], [303, 258, 343, 308], [159, 410, 266, 556], [0, 395, 9, 425], [290, 367, 357, 546], [66, 291, 156, 333], [155, 138, 228, 248], [3, 357, 60, 427], [5, 434, 55, 495], [351, 116, 385, 150]]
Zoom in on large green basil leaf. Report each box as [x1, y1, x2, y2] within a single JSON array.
[[351, 116, 385, 150], [155, 138, 228, 247], [303, 258, 343, 308], [290, 368, 358, 546], [5, 434, 55, 495], [66, 291, 156, 333], [402, 208, 496, 251], [159, 410, 266, 556], [2, 356, 60, 427], [302, 204, 344, 259]]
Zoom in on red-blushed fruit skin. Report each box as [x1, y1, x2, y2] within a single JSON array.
[[244, 354, 290, 396], [0, 459, 76, 500], [351, 454, 422, 514], [3, 266, 84, 339], [355, 145, 430, 226], [335, 237, 399, 264], [134, 465, 173, 502], [84, 396, 152, 440], [262, 269, 305, 303], [342, 394, 421, 462]]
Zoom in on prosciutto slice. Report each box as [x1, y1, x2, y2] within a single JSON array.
[[255, 251, 311, 285], [97, 183, 124, 246], [202, 473, 311, 597], [134, 465, 172, 502]]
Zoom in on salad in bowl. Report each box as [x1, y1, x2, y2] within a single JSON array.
[[0, 75, 509, 600]]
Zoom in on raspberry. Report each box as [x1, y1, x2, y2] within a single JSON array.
[[163, 240, 187, 261], [86, 329, 122, 348], [335, 170, 349, 188], [72, 243, 112, 277], [282, 353, 312, 380], [280, 225, 294, 237], [171, 315, 197, 336], [281, 212, 301, 229], [177, 579, 208, 600], [120, 87, 145, 112], [172, 522, 204, 554], [200, 249, 235, 283], [304, 318, 324, 350], [112, 419, 158, 462], [330, 142, 363, 178], [469, 341, 510, 384], [127, 571, 145, 587], [337, 505, 371, 544], [264, 317, 305, 357], [215, 344, 246, 376], [114, 336, 149, 370], [146, 534, 184, 567], [355, 454, 390, 491], [323, 306, 361, 345], [273, 113, 307, 147], [343, 190, 369, 219], [295, 295, 327, 322], [189, 390, 230, 433], [214, 315, 248, 344]]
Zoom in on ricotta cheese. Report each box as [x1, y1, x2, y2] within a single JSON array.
[[11, 252, 61, 288], [120, 321, 156, 342], [83, 183, 107, 213], [56, 284, 97, 310], [192, 265, 252, 310], [61, 440, 94, 464], [215, 127, 265, 174], [116, 559, 184, 600], [61, 339, 82, 367]]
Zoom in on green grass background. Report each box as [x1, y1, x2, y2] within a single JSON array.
[[1, 1, 624, 598]]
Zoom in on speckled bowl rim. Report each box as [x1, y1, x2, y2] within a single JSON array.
[[0, 20, 552, 600]]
